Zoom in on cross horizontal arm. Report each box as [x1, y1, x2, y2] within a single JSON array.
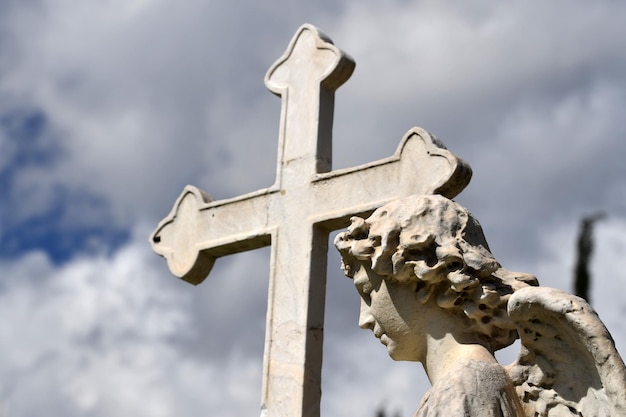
[[151, 185, 279, 284], [150, 127, 471, 285], [310, 127, 471, 230]]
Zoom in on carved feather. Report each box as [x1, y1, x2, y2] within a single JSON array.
[[505, 287, 626, 417]]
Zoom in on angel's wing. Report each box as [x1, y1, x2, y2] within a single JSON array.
[[505, 287, 626, 417]]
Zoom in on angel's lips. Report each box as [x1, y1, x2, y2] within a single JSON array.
[[373, 329, 388, 345]]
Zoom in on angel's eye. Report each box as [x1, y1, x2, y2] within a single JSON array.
[[354, 273, 373, 297], [354, 281, 372, 305], [356, 279, 373, 296]]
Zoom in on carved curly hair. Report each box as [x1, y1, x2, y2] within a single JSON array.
[[334, 194, 538, 351]]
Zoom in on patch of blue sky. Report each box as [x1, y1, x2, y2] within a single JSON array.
[[0, 108, 130, 264], [0, 213, 130, 264], [0, 109, 61, 182]]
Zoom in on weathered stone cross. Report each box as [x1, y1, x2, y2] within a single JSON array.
[[151, 24, 471, 417]]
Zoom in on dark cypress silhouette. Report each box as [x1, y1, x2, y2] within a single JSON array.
[[574, 213, 605, 303]]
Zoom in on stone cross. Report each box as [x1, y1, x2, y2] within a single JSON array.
[[150, 24, 471, 417]]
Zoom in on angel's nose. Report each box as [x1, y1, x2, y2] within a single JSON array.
[[358, 298, 375, 330]]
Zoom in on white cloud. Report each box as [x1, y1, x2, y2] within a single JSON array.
[[0, 231, 182, 415], [0, 226, 271, 417]]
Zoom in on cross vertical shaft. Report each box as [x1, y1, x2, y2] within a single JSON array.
[[261, 27, 354, 415], [266, 26, 354, 180]]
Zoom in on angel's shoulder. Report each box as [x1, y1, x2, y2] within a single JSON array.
[[415, 359, 523, 417]]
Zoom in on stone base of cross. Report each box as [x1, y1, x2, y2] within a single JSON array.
[[151, 24, 472, 417]]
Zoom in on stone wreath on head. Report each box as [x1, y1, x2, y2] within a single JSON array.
[[334, 194, 538, 352]]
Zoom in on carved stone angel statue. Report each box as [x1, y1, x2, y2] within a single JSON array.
[[335, 194, 626, 417]]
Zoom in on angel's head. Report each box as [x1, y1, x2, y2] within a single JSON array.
[[334, 194, 538, 354]]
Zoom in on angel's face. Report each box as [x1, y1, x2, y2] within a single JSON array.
[[353, 262, 427, 362]]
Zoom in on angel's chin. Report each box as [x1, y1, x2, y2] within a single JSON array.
[[382, 336, 401, 359]]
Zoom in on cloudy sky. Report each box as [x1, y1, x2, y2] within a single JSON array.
[[1, 1, 625, 416]]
